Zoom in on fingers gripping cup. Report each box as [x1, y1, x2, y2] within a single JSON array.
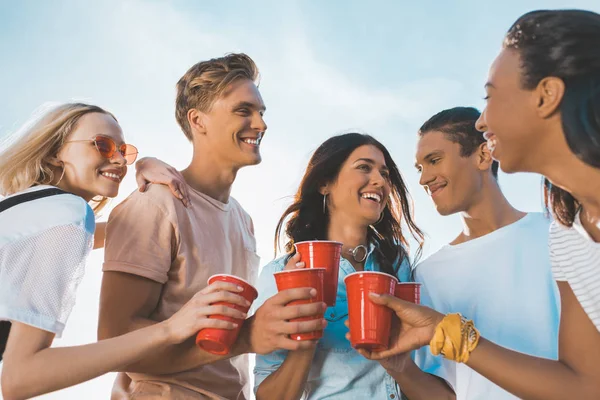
[[196, 274, 258, 355], [395, 282, 422, 304], [274, 268, 326, 341], [294, 241, 342, 306], [344, 271, 398, 352]]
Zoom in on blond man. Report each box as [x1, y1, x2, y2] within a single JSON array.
[[98, 54, 326, 399]]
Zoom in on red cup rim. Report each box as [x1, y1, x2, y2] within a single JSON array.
[[207, 273, 254, 287], [396, 282, 423, 286], [207, 274, 258, 299], [343, 271, 399, 284], [294, 240, 343, 247], [273, 267, 327, 276], [197, 340, 230, 355]]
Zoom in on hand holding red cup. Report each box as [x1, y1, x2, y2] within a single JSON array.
[[195, 274, 258, 355], [274, 268, 326, 340], [344, 271, 398, 352], [294, 241, 343, 306]]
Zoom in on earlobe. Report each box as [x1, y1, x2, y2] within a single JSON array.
[[318, 184, 329, 196], [47, 156, 63, 168], [537, 77, 565, 118]]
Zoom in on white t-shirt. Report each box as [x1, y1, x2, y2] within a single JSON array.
[[550, 214, 600, 332], [0, 186, 95, 337], [413, 213, 560, 400]]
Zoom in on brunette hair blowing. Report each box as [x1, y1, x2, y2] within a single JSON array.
[[274, 133, 424, 277]]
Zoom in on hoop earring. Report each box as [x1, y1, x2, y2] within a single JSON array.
[[322, 194, 328, 215], [55, 162, 66, 185]]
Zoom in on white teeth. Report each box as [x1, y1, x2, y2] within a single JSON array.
[[242, 138, 260, 145], [486, 138, 497, 152], [361, 193, 381, 203], [101, 172, 120, 180]]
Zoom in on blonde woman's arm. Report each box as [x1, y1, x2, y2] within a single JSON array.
[[93, 221, 107, 249], [0, 285, 246, 400]]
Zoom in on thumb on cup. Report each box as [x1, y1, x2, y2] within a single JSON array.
[[284, 252, 306, 270]]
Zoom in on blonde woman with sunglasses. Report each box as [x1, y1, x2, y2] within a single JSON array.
[[0, 103, 251, 399]]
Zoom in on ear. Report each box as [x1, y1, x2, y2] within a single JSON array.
[[187, 108, 207, 137], [318, 184, 329, 196], [47, 156, 63, 168], [476, 142, 494, 173], [536, 77, 565, 118]]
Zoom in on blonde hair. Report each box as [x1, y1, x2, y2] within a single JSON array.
[[175, 53, 260, 141], [0, 102, 116, 213]]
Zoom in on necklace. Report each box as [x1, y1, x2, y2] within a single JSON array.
[[347, 245, 368, 263]]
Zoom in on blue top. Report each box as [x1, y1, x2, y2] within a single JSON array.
[[413, 213, 560, 399], [254, 245, 411, 399]]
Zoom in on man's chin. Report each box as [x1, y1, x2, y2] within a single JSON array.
[[434, 203, 457, 217], [250, 155, 262, 165], [246, 155, 262, 166], [236, 154, 262, 168]]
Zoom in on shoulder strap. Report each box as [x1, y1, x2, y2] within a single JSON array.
[[0, 188, 67, 214], [0, 321, 9, 362], [0, 187, 67, 362]]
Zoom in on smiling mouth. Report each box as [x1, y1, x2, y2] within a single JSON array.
[[427, 184, 446, 197], [99, 171, 122, 183], [361, 192, 382, 204], [240, 133, 263, 147], [486, 135, 498, 153]]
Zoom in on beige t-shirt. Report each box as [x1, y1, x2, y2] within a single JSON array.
[[103, 183, 260, 399]]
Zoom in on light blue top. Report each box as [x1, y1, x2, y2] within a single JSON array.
[[413, 213, 560, 400], [254, 245, 411, 399]]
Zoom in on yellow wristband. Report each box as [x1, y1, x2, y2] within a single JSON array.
[[429, 313, 480, 363]]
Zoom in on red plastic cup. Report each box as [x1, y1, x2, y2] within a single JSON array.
[[274, 268, 326, 340], [395, 282, 422, 304], [344, 271, 398, 352], [195, 274, 258, 355], [294, 241, 342, 306]]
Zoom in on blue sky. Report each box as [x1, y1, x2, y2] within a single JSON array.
[[1, 1, 599, 398]]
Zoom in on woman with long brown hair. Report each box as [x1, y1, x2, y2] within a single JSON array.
[[253, 132, 423, 399]]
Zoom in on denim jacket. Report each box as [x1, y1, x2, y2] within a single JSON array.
[[253, 245, 411, 399]]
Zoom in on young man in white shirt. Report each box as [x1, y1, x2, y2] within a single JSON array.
[[385, 107, 560, 400]]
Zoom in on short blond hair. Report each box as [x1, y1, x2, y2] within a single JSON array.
[[175, 53, 259, 141], [0, 102, 116, 212]]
